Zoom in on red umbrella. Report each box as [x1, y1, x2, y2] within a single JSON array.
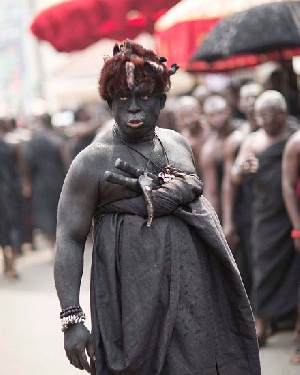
[[154, 0, 300, 72], [30, 0, 180, 52]]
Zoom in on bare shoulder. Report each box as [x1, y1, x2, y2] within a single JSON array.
[[66, 131, 113, 186], [225, 127, 246, 153], [240, 129, 262, 151], [286, 130, 300, 152], [156, 127, 190, 148]]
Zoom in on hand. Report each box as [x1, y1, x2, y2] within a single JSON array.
[[223, 223, 239, 248], [239, 153, 259, 175], [64, 323, 95, 373], [104, 158, 160, 191]]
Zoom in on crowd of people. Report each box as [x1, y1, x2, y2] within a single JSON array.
[[0, 102, 112, 278], [1, 54, 300, 366]]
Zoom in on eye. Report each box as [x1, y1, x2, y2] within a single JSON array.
[[140, 95, 149, 100], [119, 97, 128, 101]]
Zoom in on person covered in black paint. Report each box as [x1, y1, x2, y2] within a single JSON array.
[[54, 40, 260, 375]]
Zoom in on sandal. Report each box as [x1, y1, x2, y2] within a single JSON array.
[[290, 347, 300, 365], [257, 334, 267, 348]]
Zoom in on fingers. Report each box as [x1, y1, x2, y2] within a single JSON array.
[[115, 158, 160, 185], [86, 336, 96, 362], [66, 351, 91, 373], [78, 350, 92, 373], [115, 158, 143, 177], [241, 154, 259, 174], [66, 352, 84, 371], [104, 171, 140, 191]]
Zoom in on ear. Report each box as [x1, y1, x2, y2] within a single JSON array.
[[160, 94, 167, 110]]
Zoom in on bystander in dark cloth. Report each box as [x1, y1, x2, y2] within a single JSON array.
[[0, 138, 23, 250], [22, 114, 67, 241], [251, 132, 300, 320]]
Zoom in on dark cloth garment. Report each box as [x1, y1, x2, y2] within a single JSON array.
[[90, 177, 260, 374], [232, 172, 254, 296], [0, 139, 24, 248], [231, 129, 258, 296], [22, 129, 66, 237], [251, 136, 300, 319], [216, 159, 224, 223]]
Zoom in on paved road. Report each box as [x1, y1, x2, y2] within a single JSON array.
[[0, 237, 299, 375]]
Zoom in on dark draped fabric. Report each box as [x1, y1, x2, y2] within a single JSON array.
[[90, 176, 260, 374], [251, 136, 300, 319], [0, 139, 24, 248], [22, 129, 66, 237], [233, 173, 254, 295]]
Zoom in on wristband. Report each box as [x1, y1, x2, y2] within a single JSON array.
[[291, 230, 300, 238]]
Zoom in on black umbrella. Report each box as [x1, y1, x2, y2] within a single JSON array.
[[192, 1, 300, 62]]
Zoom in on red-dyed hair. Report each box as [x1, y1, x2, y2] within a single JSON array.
[[98, 39, 179, 104]]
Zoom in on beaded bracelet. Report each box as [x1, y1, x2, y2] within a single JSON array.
[[291, 230, 300, 238], [60, 305, 82, 319], [61, 311, 86, 332]]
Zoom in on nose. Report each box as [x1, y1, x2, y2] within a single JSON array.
[[128, 97, 140, 113]]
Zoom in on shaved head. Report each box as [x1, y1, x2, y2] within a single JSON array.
[[255, 90, 287, 112], [203, 95, 228, 114], [173, 96, 199, 113], [240, 82, 262, 98]]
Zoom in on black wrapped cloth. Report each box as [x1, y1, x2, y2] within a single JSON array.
[[90, 175, 260, 374], [251, 137, 300, 319]]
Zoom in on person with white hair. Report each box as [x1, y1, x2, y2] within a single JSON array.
[[231, 90, 300, 347]]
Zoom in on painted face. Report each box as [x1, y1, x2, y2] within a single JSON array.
[[111, 85, 165, 141]]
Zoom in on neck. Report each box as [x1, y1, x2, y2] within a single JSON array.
[[215, 121, 232, 138], [115, 125, 156, 144]]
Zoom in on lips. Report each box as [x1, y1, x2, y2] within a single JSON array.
[[126, 119, 144, 127]]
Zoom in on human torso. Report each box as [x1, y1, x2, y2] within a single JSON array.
[[89, 127, 196, 207]]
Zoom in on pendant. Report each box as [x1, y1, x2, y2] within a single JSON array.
[[158, 164, 176, 183], [138, 173, 154, 227]]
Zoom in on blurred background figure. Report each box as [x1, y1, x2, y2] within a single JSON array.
[[221, 80, 246, 122], [282, 129, 300, 364], [68, 104, 93, 160], [222, 81, 263, 295], [232, 90, 300, 347], [200, 94, 237, 218], [0, 117, 24, 280], [65, 101, 112, 162], [172, 95, 209, 175], [21, 113, 68, 252]]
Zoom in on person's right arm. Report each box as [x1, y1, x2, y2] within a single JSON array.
[[54, 150, 100, 372], [282, 134, 300, 252], [200, 143, 219, 215], [221, 135, 240, 247], [230, 134, 258, 185]]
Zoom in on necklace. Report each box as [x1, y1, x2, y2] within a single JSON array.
[[113, 124, 167, 174], [112, 124, 186, 227]]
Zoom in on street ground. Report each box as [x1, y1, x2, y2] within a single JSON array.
[[0, 235, 299, 375]]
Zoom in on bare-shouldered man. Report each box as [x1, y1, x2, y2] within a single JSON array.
[[200, 95, 238, 218], [172, 95, 209, 176], [222, 82, 262, 293], [282, 129, 300, 364], [232, 90, 300, 347]]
